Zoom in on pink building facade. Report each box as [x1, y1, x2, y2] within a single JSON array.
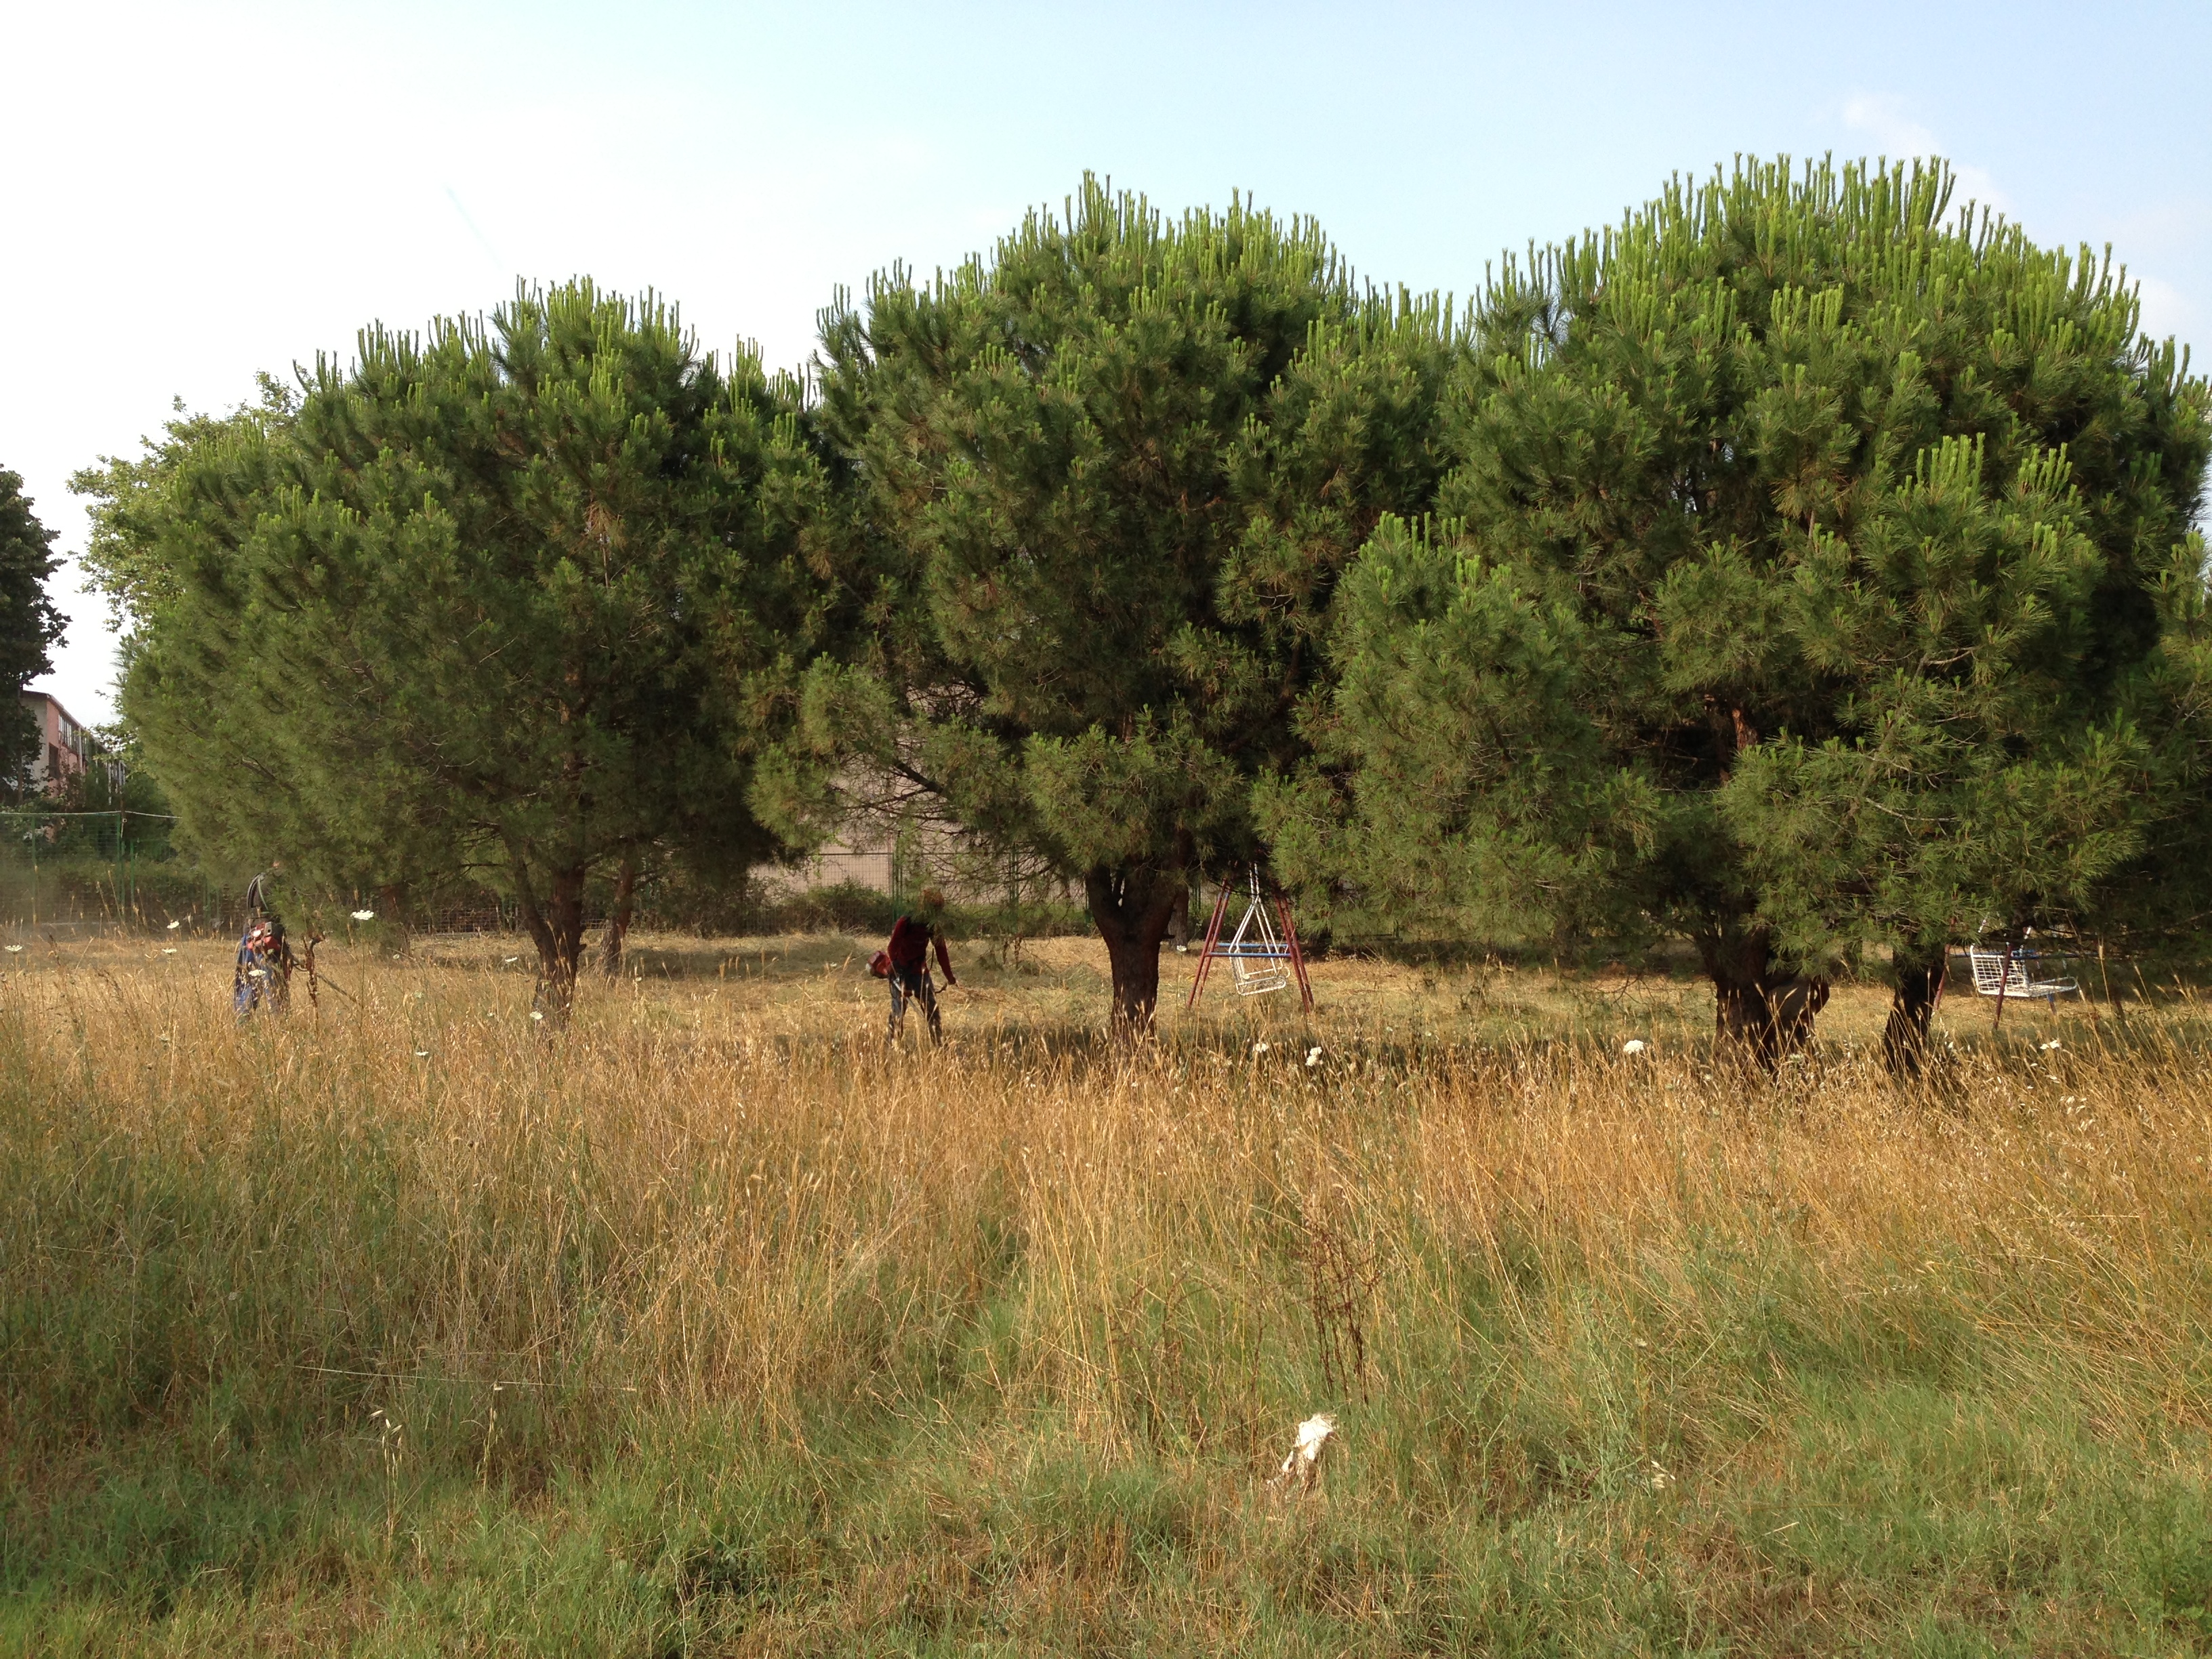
[[18, 691, 89, 792]]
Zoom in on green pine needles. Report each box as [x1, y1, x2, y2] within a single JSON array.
[[775, 176, 1457, 1033], [77, 283, 837, 1010], [69, 161, 2212, 1050], [1286, 156, 2210, 1066]]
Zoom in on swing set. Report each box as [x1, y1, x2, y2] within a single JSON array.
[[1185, 869, 1314, 1013]]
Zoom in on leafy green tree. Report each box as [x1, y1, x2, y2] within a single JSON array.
[[74, 382, 326, 886], [78, 282, 836, 1010], [777, 179, 1456, 1033], [1303, 158, 2210, 1065], [0, 468, 66, 794]]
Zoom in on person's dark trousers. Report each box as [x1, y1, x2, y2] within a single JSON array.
[[888, 965, 940, 1044]]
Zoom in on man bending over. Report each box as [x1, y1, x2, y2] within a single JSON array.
[[885, 887, 956, 1046]]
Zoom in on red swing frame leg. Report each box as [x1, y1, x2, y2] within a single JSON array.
[[1185, 882, 1233, 1010], [1273, 890, 1315, 1014]]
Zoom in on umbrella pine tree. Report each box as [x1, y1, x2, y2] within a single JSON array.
[[1311, 158, 2209, 1065], [778, 178, 1456, 1034], [79, 283, 837, 1012]]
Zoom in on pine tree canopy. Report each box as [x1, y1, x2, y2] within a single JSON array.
[[779, 176, 1458, 1031], [1298, 157, 2211, 1063], [76, 281, 838, 1006], [0, 468, 66, 793]]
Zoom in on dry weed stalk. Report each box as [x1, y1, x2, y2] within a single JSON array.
[[3, 940, 2207, 1467]]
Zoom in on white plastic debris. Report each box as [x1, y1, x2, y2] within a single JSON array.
[[351, 909, 375, 922], [529, 1010, 545, 1022], [161, 947, 178, 956], [165, 920, 182, 930], [2040, 1039, 2062, 1051], [3, 944, 22, 954], [1621, 1039, 1649, 1056], [1269, 1412, 1338, 1496], [503, 956, 520, 965], [1305, 1046, 1323, 1067]]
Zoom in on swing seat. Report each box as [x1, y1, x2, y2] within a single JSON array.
[[1965, 946, 2078, 1003], [1231, 955, 1291, 996], [1186, 869, 1315, 1013], [1221, 883, 1292, 996]]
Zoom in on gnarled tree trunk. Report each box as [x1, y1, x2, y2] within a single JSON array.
[[514, 858, 589, 1024], [1881, 947, 1948, 1078], [1700, 924, 1828, 1071], [1086, 863, 1185, 1041]]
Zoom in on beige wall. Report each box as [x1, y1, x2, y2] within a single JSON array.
[[754, 838, 897, 895], [752, 823, 1057, 904]]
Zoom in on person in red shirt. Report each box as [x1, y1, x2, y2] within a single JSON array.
[[885, 887, 957, 1045]]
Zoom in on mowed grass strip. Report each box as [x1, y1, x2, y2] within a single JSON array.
[[3, 935, 2211, 1655]]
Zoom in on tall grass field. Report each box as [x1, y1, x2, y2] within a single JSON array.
[[4, 932, 2211, 1654]]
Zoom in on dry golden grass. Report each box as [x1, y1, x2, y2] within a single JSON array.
[[3, 929, 2210, 1654]]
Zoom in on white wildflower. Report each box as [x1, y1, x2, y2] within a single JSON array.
[[1306, 1046, 1323, 1067], [1621, 1038, 1649, 1057], [1252, 1040, 1269, 1057], [2040, 1039, 2062, 1050], [351, 909, 375, 922]]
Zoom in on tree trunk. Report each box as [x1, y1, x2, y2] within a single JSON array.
[[600, 854, 638, 977], [1882, 947, 1947, 1078], [1699, 924, 1828, 1071], [513, 858, 589, 1024], [377, 882, 409, 956], [1085, 863, 1184, 1040]]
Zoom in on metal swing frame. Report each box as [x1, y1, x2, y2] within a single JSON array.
[[1184, 869, 1315, 1013]]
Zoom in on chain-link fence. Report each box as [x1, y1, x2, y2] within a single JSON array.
[[0, 809, 224, 933]]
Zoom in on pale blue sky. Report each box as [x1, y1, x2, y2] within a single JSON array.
[[9, 0, 2208, 723]]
